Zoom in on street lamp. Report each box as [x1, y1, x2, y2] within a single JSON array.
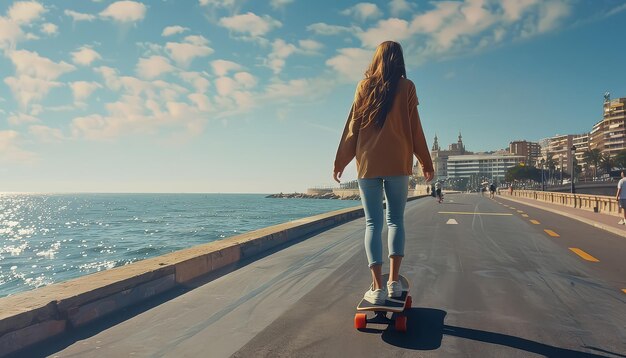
[[570, 145, 576, 194], [559, 154, 563, 185], [541, 159, 546, 191]]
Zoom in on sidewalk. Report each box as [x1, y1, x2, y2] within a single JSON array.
[[498, 194, 626, 239]]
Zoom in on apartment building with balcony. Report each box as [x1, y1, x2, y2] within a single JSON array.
[[541, 133, 588, 175], [590, 97, 626, 157], [509, 140, 541, 167]]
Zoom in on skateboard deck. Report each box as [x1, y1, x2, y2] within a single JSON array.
[[356, 274, 410, 312], [354, 274, 411, 332]]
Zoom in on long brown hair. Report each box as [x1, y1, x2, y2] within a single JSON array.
[[355, 41, 407, 128]]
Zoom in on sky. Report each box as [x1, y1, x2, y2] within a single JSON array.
[[0, 0, 625, 193]]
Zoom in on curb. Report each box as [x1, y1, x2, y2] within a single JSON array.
[[498, 196, 626, 239]]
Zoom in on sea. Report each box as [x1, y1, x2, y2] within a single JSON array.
[[0, 193, 360, 298]]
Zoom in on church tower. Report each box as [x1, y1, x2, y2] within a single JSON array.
[[457, 132, 465, 154], [432, 134, 440, 151]]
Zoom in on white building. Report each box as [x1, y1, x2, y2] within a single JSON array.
[[447, 154, 524, 182]]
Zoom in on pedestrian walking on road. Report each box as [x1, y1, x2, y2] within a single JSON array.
[[435, 181, 443, 203], [616, 171, 626, 225], [333, 41, 434, 305]]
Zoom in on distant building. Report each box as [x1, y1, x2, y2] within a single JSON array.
[[590, 96, 626, 157], [447, 154, 523, 184], [509, 140, 541, 167], [572, 134, 589, 165], [431, 132, 471, 179], [542, 134, 587, 175]]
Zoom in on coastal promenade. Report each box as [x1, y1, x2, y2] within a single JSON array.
[[5, 193, 626, 357]]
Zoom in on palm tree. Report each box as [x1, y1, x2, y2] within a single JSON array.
[[545, 155, 557, 184], [614, 149, 626, 169], [583, 149, 602, 179], [599, 153, 614, 176]]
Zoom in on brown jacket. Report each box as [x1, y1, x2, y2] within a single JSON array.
[[334, 78, 434, 178]]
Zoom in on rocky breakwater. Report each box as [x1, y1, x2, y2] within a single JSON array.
[[266, 192, 360, 200]]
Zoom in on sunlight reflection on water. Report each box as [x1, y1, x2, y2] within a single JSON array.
[[0, 193, 359, 297]]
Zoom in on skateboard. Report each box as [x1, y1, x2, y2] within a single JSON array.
[[354, 274, 411, 332]]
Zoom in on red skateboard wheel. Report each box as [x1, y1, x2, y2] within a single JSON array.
[[395, 315, 407, 332], [354, 313, 367, 329]]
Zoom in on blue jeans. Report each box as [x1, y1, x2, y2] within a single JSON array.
[[357, 175, 409, 267]]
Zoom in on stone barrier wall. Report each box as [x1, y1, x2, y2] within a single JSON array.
[[0, 195, 427, 356], [501, 190, 620, 217]]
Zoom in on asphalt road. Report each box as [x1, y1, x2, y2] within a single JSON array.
[[29, 194, 626, 357]]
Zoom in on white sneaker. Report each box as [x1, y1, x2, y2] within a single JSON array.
[[387, 280, 403, 298], [619, 220, 624, 225], [363, 285, 387, 305]]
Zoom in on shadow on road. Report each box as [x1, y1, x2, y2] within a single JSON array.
[[380, 308, 611, 357]]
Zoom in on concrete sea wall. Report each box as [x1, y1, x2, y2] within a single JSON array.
[[0, 195, 427, 356]]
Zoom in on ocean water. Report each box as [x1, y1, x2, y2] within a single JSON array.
[[0, 193, 360, 297]]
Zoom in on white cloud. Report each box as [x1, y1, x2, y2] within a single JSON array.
[[357, 18, 412, 48], [100, 1, 147, 23], [8, 1, 46, 24], [606, 3, 626, 17], [4, 50, 75, 108], [501, 0, 540, 22], [4, 76, 62, 109], [29, 125, 65, 143], [95, 66, 121, 90], [410, 2, 461, 34], [70, 81, 102, 102], [270, 0, 293, 10], [306, 23, 355, 36], [215, 77, 237, 96], [188, 93, 211, 111], [0, 17, 23, 50], [326, 48, 371, 82], [341, 3, 382, 22], [266, 39, 297, 74], [73, 66, 207, 140], [71, 46, 102, 66], [64, 9, 96, 22], [71, 93, 203, 140], [389, 0, 413, 17], [218, 12, 281, 37], [136, 55, 175, 79], [162, 25, 188, 37], [40, 23, 58, 35], [179, 72, 210, 93], [233, 72, 257, 88], [8, 112, 39, 126], [264, 79, 313, 99], [199, 0, 237, 7], [299, 39, 323, 52], [211, 59, 242, 76], [165, 35, 213, 67], [536, 1, 570, 34]]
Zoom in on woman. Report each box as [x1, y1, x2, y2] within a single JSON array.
[[333, 41, 434, 305]]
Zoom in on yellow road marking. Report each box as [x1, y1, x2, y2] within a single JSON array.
[[544, 229, 560, 237], [438, 212, 513, 216], [522, 214, 529, 217], [530, 220, 540, 224], [569, 248, 600, 262], [517, 210, 524, 213], [510, 207, 516, 210]]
